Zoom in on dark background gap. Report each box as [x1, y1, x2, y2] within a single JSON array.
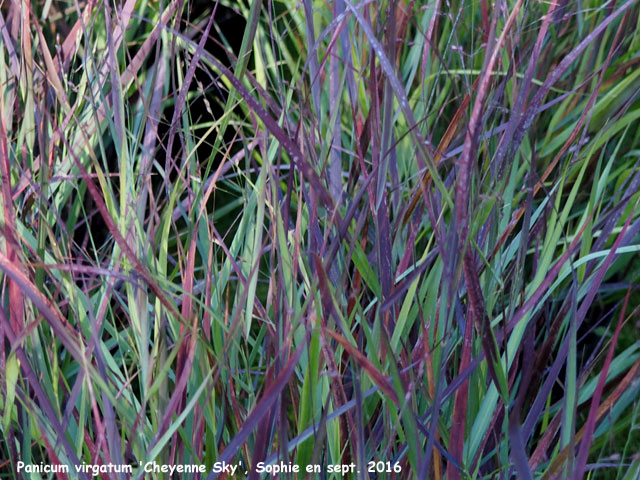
[[74, 2, 247, 254]]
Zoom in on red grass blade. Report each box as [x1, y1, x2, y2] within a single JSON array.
[[574, 289, 633, 478]]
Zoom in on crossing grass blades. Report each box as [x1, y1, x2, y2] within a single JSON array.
[[1, 0, 640, 478]]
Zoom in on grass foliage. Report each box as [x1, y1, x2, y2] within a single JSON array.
[[1, 0, 640, 478]]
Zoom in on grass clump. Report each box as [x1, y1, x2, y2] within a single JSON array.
[[1, 0, 640, 478]]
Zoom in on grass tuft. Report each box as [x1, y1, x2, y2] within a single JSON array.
[[1, 0, 640, 478]]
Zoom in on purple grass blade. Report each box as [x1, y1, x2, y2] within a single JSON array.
[[492, 0, 559, 177], [165, 4, 217, 192], [509, 0, 636, 161], [0, 308, 90, 480], [207, 343, 304, 480], [160, 25, 335, 210], [303, 0, 321, 114], [574, 289, 631, 479], [523, 206, 637, 441]]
